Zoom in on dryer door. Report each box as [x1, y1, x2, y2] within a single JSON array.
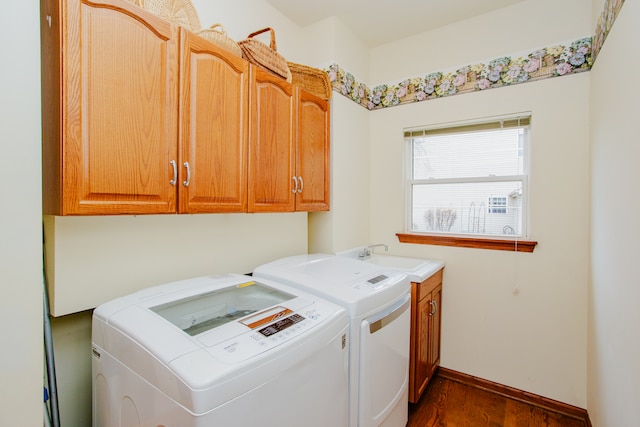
[[358, 293, 411, 427]]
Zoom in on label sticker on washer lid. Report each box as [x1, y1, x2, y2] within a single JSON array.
[[240, 306, 293, 329]]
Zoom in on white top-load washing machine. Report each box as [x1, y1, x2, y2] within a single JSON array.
[[92, 274, 349, 427], [253, 254, 411, 427]]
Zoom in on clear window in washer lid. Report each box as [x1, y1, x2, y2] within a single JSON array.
[[151, 280, 295, 336]]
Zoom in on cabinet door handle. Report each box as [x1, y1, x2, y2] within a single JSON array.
[[183, 162, 191, 187], [297, 176, 303, 193], [292, 176, 298, 193], [169, 160, 177, 186], [428, 300, 435, 316]]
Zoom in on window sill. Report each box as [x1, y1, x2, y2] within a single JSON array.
[[396, 233, 537, 252]]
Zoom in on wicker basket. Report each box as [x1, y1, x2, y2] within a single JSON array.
[[288, 62, 332, 100], [238, 28, 291, 81], [196, 24, 242, 57], [139, 0, 201, 31]]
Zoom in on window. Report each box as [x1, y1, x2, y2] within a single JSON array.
[[405, 114, 530, 239]]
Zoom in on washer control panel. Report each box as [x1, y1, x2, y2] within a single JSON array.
[[258, 313, 304, 337], [208, 306, 330, 363]]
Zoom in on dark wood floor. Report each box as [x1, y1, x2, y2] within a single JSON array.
[[407, 372, 589, 427]]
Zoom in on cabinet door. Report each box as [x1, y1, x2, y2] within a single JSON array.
[[179, 30, 249, 213], [409, 269, 444, 403], [414, 294, 433, 400], [296, 90, 330, 211], [428, 284, 443, 378], [52, 0, 179, 215], [248, 67, 296, 212]]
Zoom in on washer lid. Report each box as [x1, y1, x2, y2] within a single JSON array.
[[150, 280, 295, 336], [94, 275, 322, 361]]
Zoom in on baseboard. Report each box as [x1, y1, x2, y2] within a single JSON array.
[[437, 367, 592, 426]]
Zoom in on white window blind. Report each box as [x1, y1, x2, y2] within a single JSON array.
[[405, 114, 530, 238]]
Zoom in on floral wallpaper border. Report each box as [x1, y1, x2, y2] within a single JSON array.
[[592, 0, 625, 61], [324, 0, 624, 111], [327, 38, 592, 110]]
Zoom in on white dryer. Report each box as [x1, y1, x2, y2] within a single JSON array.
[[253, 254, 411, 427], [92, 274, 349, 427]]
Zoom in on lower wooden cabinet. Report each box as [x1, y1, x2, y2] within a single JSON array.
[[409, 268, 443, 403]]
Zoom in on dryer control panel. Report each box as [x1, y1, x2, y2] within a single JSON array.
[[352, 274, 391, 290]]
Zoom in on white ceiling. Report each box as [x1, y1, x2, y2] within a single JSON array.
[[264, 0, 525, 47]]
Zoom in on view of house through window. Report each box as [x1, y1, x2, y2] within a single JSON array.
[[405, 114, 530, 238]]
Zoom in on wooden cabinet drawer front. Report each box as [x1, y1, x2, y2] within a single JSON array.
[[416, 268, 443, 301]]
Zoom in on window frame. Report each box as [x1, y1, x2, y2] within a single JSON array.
[[402, 114, 537, 252]]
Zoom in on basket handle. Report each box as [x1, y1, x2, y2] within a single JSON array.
[[198, 23, 226, 34], [246, 27, 277, 51]]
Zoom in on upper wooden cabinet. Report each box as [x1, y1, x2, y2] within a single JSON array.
[[248, 67, 330, 212], [42, 0, 329, 215], [296, 89, 330, 212], [179, 29, 249, 213], [42, 0, 180, 215], [247, 67, 296, 212]]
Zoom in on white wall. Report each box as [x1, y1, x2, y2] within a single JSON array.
[[362, 0, 593, 408], [50, 311, 93, 425], [369, 75, 590, 407], [370, 0, 592, 85], [302, 16, 372, 254], [310, 94, 371, 254], [0, 0, 43, 425], [45, 213, 307, 315], [589, 1, 640, 425]]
